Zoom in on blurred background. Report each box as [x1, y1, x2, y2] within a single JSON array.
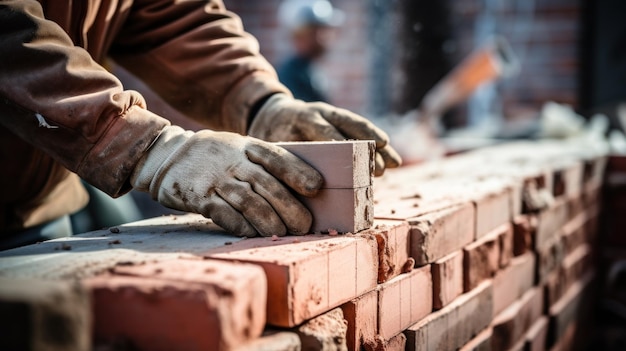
[[225, 0, 626, 147]]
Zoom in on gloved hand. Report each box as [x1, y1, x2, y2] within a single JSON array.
[[131, 126, 323, 237], [248, 94, 402, 176]]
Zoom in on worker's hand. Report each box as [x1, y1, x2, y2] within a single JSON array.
[[248, 94, 402, 176], [131, 126, 323, 237]]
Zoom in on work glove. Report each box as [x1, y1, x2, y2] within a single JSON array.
[[248, 94, 402, 176], [131, 126, 323, 237]]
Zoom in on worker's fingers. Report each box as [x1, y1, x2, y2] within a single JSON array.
[[310, 102, 390, 148], [198, 195, 258, 238], [246, 141, 323, 197], [217, 181, 287, 237], [237, 163, 314, 235], [378, 145, 403, 169]]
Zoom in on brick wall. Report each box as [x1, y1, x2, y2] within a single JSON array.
[[0, 137, 607, 350]]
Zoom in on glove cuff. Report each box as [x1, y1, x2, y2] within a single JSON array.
[[248, 93, 291, 139], [130, 125, 193, 194]]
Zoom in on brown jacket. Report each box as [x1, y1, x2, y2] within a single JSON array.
[[0, 0, 290, 231]]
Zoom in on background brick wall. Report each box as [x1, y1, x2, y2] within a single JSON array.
[[224, 0, 581, 123]]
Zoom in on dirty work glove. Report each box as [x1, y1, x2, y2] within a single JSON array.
[[248, 94, 402, 176], [131, 126, 323, 237]]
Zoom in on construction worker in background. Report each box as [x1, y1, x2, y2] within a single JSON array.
[[0, 0, 401, 250], [277, 0, 343, 102]]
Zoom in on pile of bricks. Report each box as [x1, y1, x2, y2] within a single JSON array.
[[0, 139, 607, 351]]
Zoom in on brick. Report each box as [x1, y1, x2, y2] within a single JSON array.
[[463, 227, 501, 292], [405, 281, 493, 351], [276, 141, 375, 234], [493, 253, 536, 317], [536, 237, 565, 284], [235, 331, 301, 351], [341, 290, 378, 351], [547, 272, 595, 348], [535, 200, 568, 252], [205, 234, 378, 327], [525, 316, 548, 351], [512, 215, 536, 256], [276, 140, 374, 188], [431, 250, 463, 310], [552, 161, 583, 199], [362, 219, 412, 283], [299, 186, 373, 233], [499, 224, 514, 269], [293, 308, 348, 351], [561, 244, 592, 292], [459, 328, 492, 351], [491, 287, 544, 350], [560, 210, 587, 255], [409, 203, 475, 265], [377, 265, 432, 340], [0, 277, 90, 351], [583, 156, 607, 189], [475, 187, 513, 239], [548, 322, 576, 351], [87, 259, 266, 350]]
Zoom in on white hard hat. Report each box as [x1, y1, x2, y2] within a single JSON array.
[[278, 0, 345, 30]]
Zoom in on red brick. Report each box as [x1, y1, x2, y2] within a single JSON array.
[[583, 156, 607, 189], [512, 215, 536, 256], [409, 203, 475, 265], [552, 161, 583, 199], [205, 234, 378, 327], [491, 287, 544, 350], [536, 237, 565, 284], [535, 200, 568, 252], [405, 281, 493, 351], [377, 265, 432, 340], [525, 316, 549, 351], [362, 219, 412, 283], [475, 187, 513, 239], [560, 210, 587, 255], [463, 228, 501, 292], [341, 290, 378, 351], [459, 328, 493, 351], [87, 259, 266, 351], [493, 253, 536, 317], [276, 140, 374, 188], [431, 250, 464, 310], [0, 277, 90, 351], [547, 272, 595, 348], [548, 322, 576, 351], [561, 244, 592, 292], [499, 223, 514, 268]]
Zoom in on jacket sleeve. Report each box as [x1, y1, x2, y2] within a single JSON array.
[[0, 0, 170, 197], [110, 0, 291, 135]]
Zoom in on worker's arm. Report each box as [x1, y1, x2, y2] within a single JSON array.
[[0, 0, 323, 236], [112, 0, 402, 175], [0, 0, 167, 196]]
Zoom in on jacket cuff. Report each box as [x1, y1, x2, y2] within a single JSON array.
[[222, 72, 292, 135], [77, 106, 170, 197]]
